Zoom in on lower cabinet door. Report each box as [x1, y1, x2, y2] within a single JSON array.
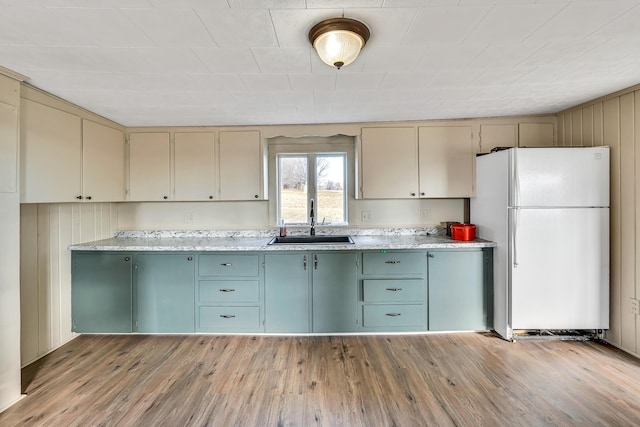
[[135, 253, 195, 333], [72, 252, 133, 333], [264, 254, 310, 333], [428, 250, 487, 331], [312, 252, 357, 332]]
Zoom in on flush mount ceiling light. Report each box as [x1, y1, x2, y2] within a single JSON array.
[[309, 18, 370, 70]]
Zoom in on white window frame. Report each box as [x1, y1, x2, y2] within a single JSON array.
[[268, 135, 355, 227], [276, 152, 348, 226]]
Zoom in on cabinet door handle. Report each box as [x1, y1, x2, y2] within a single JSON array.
[[187, 256, 193, 261], [386, 288, 402, 292], [303, 255, 307, 270], [124, 257, 130, 262], [410, 192, 416, 197], [219, 289, 236, 293], [254, 194, 259, 199], [76, 195, 83, 200], [220, 315, 236, 319], [86, 196, 92, 200], [384, 260, 401, 264], [314, 254, 318, 270], [386, 313, 402, 317], [221, 263, 233, 266], [163, 195, 168, 200], [428, 253, 435, 258]]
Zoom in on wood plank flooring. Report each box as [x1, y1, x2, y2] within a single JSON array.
[[2, 333, 640, 426]]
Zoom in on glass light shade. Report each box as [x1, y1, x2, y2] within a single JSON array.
[[313, 30, 365, 69]]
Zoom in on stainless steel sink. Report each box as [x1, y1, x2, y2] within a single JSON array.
[[267, 235, 354, 245]]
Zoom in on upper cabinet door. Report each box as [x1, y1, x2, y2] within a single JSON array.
[[478, 124, 516, 154], [360, 127, 419, 199], [174, 132, 216, 201], [518, 123, 555, 147], [82, 120, 125, 202], [128, 132, 170, 201], [219, 130, 264, 200], [21, 99, 82, 203], [418, 126, 473, 198], [0, 102, 18, 193]]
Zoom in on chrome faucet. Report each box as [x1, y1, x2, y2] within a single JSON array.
[[310, 198, 315, 236]]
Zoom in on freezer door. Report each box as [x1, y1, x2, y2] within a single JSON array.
[[509, 207, 609, 330], [510, 147, 609, 207]]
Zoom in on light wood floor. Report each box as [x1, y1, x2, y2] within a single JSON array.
[[2, 333, 640, 426]]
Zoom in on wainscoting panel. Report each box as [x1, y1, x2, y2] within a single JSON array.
[[20, 203, 117, 366]]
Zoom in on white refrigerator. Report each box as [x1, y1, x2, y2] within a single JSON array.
[[471, 147, 610, 341]]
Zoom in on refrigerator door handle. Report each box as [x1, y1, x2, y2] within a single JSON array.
[[512, 150, 520, 207], [512, 208, 519, 268]]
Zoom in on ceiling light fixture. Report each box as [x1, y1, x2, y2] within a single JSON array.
[[309, 18, 370, 70]]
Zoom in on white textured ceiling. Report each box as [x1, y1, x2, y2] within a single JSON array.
[[2, 0, 640, 127]]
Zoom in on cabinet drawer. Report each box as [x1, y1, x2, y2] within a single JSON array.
[[362, 304, 425, 327], [199, 280, 259, 303], [198, 254, 259, 277], [198, 306, 261, 330], [362, 252, 425, 275], [363, 279, 424, 302]]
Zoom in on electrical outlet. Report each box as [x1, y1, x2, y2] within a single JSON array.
[[421, 209, 432, 221], [184, 212, 194, 223], [361, 211, 372, 222], [631, 298, 639, 315]]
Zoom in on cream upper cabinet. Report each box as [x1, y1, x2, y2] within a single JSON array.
[[518, 123, 555, 147], [21, 99, 82, 203], [478, 124, 516, 154], [174, 132, 216, 201], [360, 127, 419, 199], [418, 126, 473, 198], [219, 130, 264, 200], [0, 102, 18, 193], [82, 120, 125, 202], [128, 132, 170, 201]]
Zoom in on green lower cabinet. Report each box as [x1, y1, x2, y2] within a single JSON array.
[[265, 252, 358, 333], [71, 248, 491, 334], [134, 253, 195, 333], [428, 250, 488, 331], [359, 251, 428, 332], [72, 252, 133, 333], [312, 252, 358, 333], [264, 253, 310, 333], [199, 306, 261, 330], [196, 253, 264, 333], [362, 304, 425, 328]]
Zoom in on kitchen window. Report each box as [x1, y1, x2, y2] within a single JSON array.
[[276, 152, 347, 225]]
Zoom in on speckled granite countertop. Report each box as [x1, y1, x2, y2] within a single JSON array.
[[69, 228, 496, 251]]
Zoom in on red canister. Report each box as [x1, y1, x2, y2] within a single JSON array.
[[451, 223, 476, 241]]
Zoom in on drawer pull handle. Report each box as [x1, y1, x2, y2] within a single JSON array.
[[220, 289, 236, 292], [386, 288, 403, 292], [386, 313, 402, 317], [220, 315, 236, 319], [384, 261, 401, 264], [221, 263, 233, 266]]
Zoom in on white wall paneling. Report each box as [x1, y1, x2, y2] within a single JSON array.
[[19, 203, 118, 366], [619, 92, 636, 352], [571, 109, 583, 146]]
